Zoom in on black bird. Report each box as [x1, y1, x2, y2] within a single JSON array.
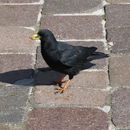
[[29, 29, 97, 93]]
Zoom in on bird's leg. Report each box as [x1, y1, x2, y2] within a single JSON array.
[[57, 79, 71, 93], [53, 74, 66, 86], [56, 75, 73, 93]]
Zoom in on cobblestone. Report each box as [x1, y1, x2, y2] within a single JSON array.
[[0, 27, 36, 53], [109, 56, 130, 87], [112, 88, 130, 127], [0, 85, 30, 123], [0, 54, 34, 85], [27, 108, 108, 130], [106, 4, 130, 54], [107, 27, 130, 54], [0, 54, 34, 73], [34, 71, 109, 89], [41, 16, 104, 40], [34, 85, 108, 107], [0, 5, 40, 26], [106, 5, 130, 28], [42, 0, 103, 14]]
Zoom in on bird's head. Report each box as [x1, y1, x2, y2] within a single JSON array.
[[29, 29, 56, 41]]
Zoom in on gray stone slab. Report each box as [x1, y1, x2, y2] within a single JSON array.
[[42, 0, 102, 14], [34, 85, 108, 107], [106, 5, 130, 28], [109, 56, 130, 87], [0, 54, 34, 85], [112, 88, 130, 127], [0, 5, 40, 26], [0, 27, 36, 53], [107, 27, 130, 53], [0, 85, 30, 123], [41, 16, 104, 40], [0, 54, 34, 73], [27, 108, 108, 130], [35, 71, 109, 89]]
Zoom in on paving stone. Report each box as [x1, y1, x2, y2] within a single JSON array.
[[34, 70, 62, 85], [0, 85, 30, 123], [109, 56, 130, 87], [35, 70, 109, 89], [0, 124, 10, 130], [0, 54, 34, 84], [106, 5, 130, 28], [14, 78, 34, 86], [0, 0, 39, 3], [107, 27, 130, 43], [106, 5, 130, 53], [34, 85, 108, 106], [27, 108, 108, 130], [71, 71, 109, 89], [42, 0, 102, 14], [0, 54, 34, 72], [0, 5, 40, 26], [0, 69, 34, 85], [112, 88, 130, 127], [107, 0, 130, 3], [36, 41, 108, 70], [0, 27, 36, 53], [107, 27, 130, 53], [41, 16, 104, 39]]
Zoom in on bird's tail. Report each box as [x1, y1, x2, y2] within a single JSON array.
[[87, 47, 97, 55]]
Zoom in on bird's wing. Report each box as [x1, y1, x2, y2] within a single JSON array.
[[57, 42, 87, 67]]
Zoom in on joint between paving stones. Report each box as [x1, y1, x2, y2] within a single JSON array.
[[0, 0, 44, 5]]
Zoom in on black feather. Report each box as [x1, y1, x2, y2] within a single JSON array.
[[38, 29, 98, 78]]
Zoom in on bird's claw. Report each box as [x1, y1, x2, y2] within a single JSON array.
[[55, 87, 65, 94]]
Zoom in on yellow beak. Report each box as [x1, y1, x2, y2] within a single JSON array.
[[29, 34, 41, 40]]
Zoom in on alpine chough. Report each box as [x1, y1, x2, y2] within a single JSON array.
[[29, 29, 97, 93]]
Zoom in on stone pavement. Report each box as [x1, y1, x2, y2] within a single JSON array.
[[0, 0, 130, 130]]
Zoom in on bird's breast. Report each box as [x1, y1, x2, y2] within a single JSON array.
[[41, 50, 59, 68]]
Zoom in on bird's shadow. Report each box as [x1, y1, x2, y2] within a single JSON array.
[[0, 52, 109, 86]]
